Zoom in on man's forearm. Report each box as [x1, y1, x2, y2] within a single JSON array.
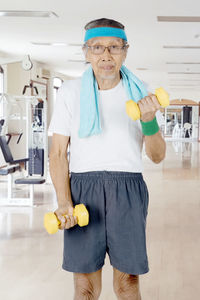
[[144, 131, 166, 163], [49, 152, 72, 207]]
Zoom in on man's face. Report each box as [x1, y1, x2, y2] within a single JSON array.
[[83, 36, 128, 80]]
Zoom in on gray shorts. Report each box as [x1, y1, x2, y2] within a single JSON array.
[[62, 171, 149, 275]]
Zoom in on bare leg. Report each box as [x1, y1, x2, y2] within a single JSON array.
[[113, 267, 142, 300], [73, 268, 102, 300]]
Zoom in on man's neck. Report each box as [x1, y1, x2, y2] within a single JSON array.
[[95, 74, 121, 90]]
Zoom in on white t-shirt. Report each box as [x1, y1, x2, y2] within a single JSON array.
[[49, 78, 162, 173]]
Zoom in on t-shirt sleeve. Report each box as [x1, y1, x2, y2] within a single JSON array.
[[48, 82, 72, 136]]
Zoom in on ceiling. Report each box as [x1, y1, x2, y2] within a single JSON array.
[[0, 0, 200, 100]]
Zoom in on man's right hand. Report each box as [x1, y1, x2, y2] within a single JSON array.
[[55, 205, 78, 230]]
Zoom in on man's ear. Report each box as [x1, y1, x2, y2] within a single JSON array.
[[82, 46, 90, 63], [125, 44, 129, 57], [122, 45, 129, 63]]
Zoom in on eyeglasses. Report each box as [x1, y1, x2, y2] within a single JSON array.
[[85, 44, 128, 55]]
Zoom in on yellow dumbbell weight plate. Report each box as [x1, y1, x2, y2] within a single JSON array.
[[126, 100, 140, 121], [44, 212, 60, 234], [155, 88, 169, 108], [74, 203, 89, 227]]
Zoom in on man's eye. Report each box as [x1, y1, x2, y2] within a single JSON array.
[[94, 45, 102, 50], [111, 45, 119, 49]]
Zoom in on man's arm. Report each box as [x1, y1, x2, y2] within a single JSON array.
[[144, 131, 166, 163], [49, 133, 77, 229], [138, 93, 166, 164]]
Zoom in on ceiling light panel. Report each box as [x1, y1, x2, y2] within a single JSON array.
[[0, 11, 58, 18], [164, 46, 200, 49], [68, 43, 83, 47], [170, 79, 200, 82], [31, 42, 52, 46], [68, 59, 85, 63], [136, 68, 148, 70], [168, 72, 200, 74], [170, 88, 200, 92], [169, 84, 200, 87], [31, 42, 66, 46], [157, 16, 200, 22], [166, 62, 200, 64]]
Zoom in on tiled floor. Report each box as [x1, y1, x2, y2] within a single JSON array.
[[0, 140, 200, 300]]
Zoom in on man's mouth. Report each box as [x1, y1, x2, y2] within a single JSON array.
[[100, 65, 114, 70]]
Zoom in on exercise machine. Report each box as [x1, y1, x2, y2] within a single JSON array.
[[0, 94, 47, 206]]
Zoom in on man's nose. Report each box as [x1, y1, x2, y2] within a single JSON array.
[[101, 47, 112, 60]]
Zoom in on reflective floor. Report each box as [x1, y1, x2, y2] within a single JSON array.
[[0, 141, 200, 300]]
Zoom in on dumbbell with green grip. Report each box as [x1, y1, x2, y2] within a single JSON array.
[[44, 203, 89, 234], [126, 87, 169, 121]]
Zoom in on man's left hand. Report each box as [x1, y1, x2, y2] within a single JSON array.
[[138, 93, 160, 122]]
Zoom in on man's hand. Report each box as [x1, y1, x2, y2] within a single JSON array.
[[55, 205, 78, 230], [138, 93, 160, 122]]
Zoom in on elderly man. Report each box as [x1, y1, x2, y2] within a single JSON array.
[[49, 18, 166, 300]]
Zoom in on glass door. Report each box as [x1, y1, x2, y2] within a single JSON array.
[[164, 105, 199, 140], [164, 106, 183, 137]]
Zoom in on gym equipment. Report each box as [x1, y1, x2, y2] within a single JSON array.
[[126, 87, 169, 121], [21, 55, 33, 71], [22, 82, 38, 95], [0, 134, 45, 206], [44, 204, 89, 234], [0, 136, 29, 165], [27, 98, 47, 178], [0, 119, 4, 133], [0, 94, 47, 206], [0, 94, 24, 137], [28, 148, 44, 176], [0, 93, 47, 178]]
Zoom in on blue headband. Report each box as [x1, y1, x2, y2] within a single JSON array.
[[84, 27, 127, 42]]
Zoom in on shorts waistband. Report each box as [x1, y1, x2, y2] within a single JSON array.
[[70, 171, 143, 180]]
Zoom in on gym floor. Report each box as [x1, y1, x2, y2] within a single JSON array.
[[0, 140, 199, 300]]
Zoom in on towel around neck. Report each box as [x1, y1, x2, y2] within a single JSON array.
[[78, 65, 148, 138]]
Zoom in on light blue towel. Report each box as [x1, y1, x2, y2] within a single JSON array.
[[78, 65, 148, 138]]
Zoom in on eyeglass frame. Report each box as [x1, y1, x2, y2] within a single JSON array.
[[83, 43, 129, 55]]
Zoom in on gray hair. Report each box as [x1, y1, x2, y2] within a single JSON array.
[[84, 18, 125, 30]]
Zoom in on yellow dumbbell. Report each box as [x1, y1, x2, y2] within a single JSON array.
[[44, 203, 89, 234], [126, 87, 169, 121]]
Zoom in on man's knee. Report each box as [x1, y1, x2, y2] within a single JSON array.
[[75, 287, 101, 300], [74, 272, 102, 300], [113, 271, 141, 299]]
